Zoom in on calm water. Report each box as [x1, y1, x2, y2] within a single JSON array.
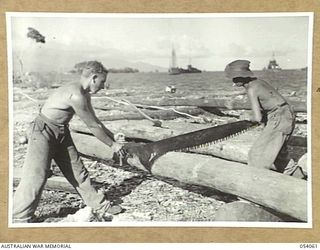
[[104, 70, 308, 100]]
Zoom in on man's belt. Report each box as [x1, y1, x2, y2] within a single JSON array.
[[267, 102, 288, 114]]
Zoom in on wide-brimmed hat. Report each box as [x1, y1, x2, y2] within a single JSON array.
[[224, 60, 254, 79]]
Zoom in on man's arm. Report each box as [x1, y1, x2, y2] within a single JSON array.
[[247, 86, 262, 122], [70, 93, 115, 147]]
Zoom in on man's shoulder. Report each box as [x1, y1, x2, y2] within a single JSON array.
[[58, 82, 82, 96], [52, 82, 84, 104], [59, 81, 80, 91], [65, 84, 90, 106], [248, 78, 267, 89]]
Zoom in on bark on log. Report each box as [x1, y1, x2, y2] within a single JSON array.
[[70, 132, 307, 221], [70, 119, 307, 163], [93, 96, 307, 112]]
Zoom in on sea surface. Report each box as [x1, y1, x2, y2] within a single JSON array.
[[16, 69, 308, 102], [103, 70, 308, 101]]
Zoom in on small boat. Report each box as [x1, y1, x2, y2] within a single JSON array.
[[168, 67, 181, 75], [179, 64, 202, 74]]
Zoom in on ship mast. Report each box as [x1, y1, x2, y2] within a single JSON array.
[[171, 46, 177, 68]]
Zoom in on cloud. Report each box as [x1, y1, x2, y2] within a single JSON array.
[[154, 35, 213, 59], [218, 42, 298, 60], [225, 43, 248, 57]]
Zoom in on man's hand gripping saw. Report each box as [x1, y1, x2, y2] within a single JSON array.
[[112, 133, 128, 166]]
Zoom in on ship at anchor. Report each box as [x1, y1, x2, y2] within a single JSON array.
[[168, 47, 202, 75], [263, 52, 282, 71]]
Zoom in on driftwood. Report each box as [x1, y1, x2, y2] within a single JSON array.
[[92, 96, 307, 113], [70, 132, 307, 221], [70, 119, 307, 164]]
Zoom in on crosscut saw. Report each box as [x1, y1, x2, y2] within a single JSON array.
[[122, 120, 258, 171]]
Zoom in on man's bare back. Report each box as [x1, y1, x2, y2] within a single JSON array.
[[248, 79, 287, 111]]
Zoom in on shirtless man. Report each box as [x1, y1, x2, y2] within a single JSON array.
[[224, 60, 298, 175], [13, 61, 125, 223]]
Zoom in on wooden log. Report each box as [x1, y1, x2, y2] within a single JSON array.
[[70, 119, 307, 163], [151, 152, 307, 221], [13, 168, 101, 194], [214, 201, 283, 222], [70, 132, 307, 221], [93, 96, 307, 112], [93, 103, 199, 112], [13, 168, 76, 194], [91, 91, 246, 104], [94, 107, 204, 121], [191, 130, 307, 163], [70, 119, 214, 141]]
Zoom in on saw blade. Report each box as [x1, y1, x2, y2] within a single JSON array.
[[124, 120, 258, 170]]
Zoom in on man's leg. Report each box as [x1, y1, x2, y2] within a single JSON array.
[[53, 132, 110, 212], [248, 128, 287, 171], [13, 124, 52, 223], [275, 138, 306, 178], [273, 138, 295, 172]]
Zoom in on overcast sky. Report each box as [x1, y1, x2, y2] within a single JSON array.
[[9, 14, 311, 71]]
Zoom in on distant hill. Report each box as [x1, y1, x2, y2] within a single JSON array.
[[12, 43, 167, 73], [129, 61, 167, 73]]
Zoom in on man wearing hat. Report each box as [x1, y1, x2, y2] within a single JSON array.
[[224, 60, 301, 177]]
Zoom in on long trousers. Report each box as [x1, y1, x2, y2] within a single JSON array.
[[13, 114, 109, 222], [248, 104, 296, 173]]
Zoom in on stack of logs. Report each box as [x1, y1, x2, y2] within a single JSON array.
[[67, 95, 308, 222], [13, 93, 307, 222]]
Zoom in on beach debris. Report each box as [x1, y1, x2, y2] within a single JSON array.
[[123, 99, 163, 127], [88, 161, 98, 169], [234, 95, 245, 100], [114, 133, 126, 143], [18, 135, 28, 145], [151, 120, 162, 127], [165, 85, 176, 93], [102, 96, 165, 128], [190, 116, 212, 124], [289, 91, 297, 97], [60, 206, 94, 222], [102, 95, 205, 124], [298, 153, 308, 176]]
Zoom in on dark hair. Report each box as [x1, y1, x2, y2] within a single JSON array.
[[74, 61, 108, 77], [232, 77, 254, 84]]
